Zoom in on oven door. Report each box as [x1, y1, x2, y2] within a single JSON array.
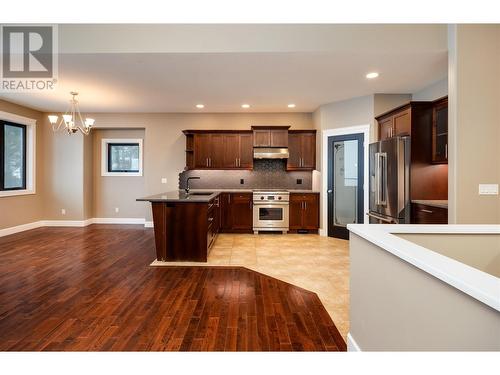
[[253, 202, 289, 229]]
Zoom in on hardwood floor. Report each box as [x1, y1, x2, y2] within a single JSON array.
[[0, 225, 346, 351]]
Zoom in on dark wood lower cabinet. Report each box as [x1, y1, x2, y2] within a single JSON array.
[[289, 193, 320, 232], [220, 192, 253, 233], [411, 203, 448, 224], [151, 200, 215, 262]]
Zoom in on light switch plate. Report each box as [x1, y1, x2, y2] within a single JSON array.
[[479, 184, 499, 195], [161, 178, 167, 184]]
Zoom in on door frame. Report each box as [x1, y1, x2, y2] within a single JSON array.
[[327, 133, 365, 239], [320, 125, 370, 236]]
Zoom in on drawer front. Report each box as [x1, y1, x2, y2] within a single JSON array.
[[411, 203, 448, 224]]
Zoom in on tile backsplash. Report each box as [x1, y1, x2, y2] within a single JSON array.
[[179, 159, 312, 190]]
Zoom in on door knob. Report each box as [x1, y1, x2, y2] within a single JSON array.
[[327, 190, 333, 193]]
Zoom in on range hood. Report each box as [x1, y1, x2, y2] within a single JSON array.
[[253, 147, 289, 159]]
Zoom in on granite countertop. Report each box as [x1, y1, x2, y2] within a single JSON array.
[[137, 190, 220, 203], [188, 188, 320, 193], [137, 188, 320, 203], [411, 200, 448, 209]]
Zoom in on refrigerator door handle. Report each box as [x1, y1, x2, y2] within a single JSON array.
[[379, 152, 388, 206], [368, 212, 396, 223], [374, 152, 381, 205]]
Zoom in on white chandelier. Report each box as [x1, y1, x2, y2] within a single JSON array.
[[48, 92, 95, 135]]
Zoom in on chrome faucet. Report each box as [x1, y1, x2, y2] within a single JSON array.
[[185, 176, 200, 194]]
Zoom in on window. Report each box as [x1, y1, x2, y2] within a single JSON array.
[[0, 112, 35, 197], [101, 138, 143, 176], [1, 122, 27, 190]]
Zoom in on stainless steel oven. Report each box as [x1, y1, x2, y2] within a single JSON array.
[[252, 190, 289, 233]]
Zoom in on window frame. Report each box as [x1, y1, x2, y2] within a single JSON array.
[[0, 111, 36, 198], [0, 121, 27, 191], [101, 138, 143, 177]]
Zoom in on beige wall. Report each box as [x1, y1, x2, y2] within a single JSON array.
[[1, 109, 312, 227], [0, 100, 44, 229], [373, 94, 411, 117], [412, 78, 448, 101], [89, 112, 312, 221], [83, 132, 93, 220], [449, 24, 500, 224], [350, 233, 500, 351], [92, 128, 146, 219], [41, 117, 85, 220], [313, 95, 375, 173]]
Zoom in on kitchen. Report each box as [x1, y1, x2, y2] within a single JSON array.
[[138, 125, 320, 262], [138, 97, 448, 264], [1, 23, 497, 358]]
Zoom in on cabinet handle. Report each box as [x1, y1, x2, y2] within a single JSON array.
[[304, 201, 307, 210], [420, 209, 433, 214], [445, 144, 448, 159], [206, 158, 209, 167]]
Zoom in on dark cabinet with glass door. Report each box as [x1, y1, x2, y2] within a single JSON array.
[[432, 97, 448, 164]]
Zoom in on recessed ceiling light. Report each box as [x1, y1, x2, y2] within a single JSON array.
[[287, 104, 296, 108], [366, 72, 379, 79], [196, 104, 204, 109], [241, 104, 250, 109]]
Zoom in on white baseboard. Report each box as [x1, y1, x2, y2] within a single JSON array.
[[0, 221, 44, 237], [319, 228, 327, 237], [347, 332, 361, 352], [0, 218, 151, 237], [92, 217, 146, 225], [40, 219, 91, 227]]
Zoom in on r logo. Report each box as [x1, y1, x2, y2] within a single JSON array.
[[2, 26, 54, 78]]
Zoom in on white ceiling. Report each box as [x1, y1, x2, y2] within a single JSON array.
[[0, 24, 448, 113]]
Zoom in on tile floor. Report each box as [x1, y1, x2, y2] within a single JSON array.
[[153, 233, 350, 339]]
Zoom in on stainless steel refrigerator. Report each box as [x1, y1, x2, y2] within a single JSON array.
[[369, 136, 411, 224]]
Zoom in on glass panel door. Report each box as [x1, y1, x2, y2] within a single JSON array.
[[327, 133, 364, 239], [333, 139, 358, 227]]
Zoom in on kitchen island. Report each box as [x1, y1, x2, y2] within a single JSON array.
[[137, 191, 221, 262]]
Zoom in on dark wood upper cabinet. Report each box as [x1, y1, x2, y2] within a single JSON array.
[[289, 193, 319, 231], [193, 133, 211, 168], [223, 134, 241, 168], [375, 99, 448, 202], [239, 133, 254, 168], [378, 116, 393, 141], [287, 130, 316, 171], [251, 126, 289, 147], [210, 134, 225, 168], [432, 97, 448, 164], [184, 130, 253, 170], [376, 102, 429, 140], [253, 129, 271, 147], [270, 129, 288, 147], [393, 108, 411, 136]]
